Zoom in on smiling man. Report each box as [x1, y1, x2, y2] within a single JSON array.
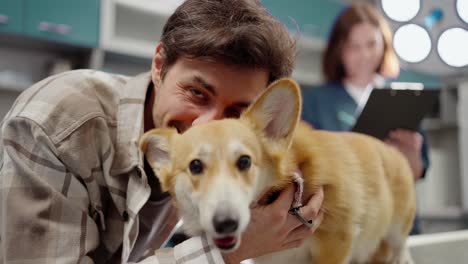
[[0, 0, 324, 263]]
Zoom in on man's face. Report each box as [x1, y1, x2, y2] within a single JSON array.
[[151, 48, 269, 132]]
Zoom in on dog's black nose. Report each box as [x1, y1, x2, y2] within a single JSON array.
[[213, 215, 239, 234]]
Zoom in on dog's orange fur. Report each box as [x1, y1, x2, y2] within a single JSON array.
[[288, 123, 415, 263], [140, 78, 416, 263]]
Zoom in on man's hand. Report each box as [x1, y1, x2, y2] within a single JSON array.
[[223, 184, 324, 263], [385, 129, 424, 180]]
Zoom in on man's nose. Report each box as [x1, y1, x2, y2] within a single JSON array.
[[192, 107, 224, 126]]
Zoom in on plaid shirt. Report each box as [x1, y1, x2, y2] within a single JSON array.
[[0, 70, 225, 263]]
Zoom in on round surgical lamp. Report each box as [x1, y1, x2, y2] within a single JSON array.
[[437, 27, 468, 67], [393, 24, 432, 63], [381, 0, 420, 22], [457, 0, 468, 24]]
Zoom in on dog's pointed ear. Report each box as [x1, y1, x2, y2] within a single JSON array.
[[241, 78, 302, 142], [139, 128, 178, 178]]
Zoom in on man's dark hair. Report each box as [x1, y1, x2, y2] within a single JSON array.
[[160, 0, 296, 83]]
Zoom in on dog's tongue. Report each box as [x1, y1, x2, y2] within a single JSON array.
[[214, 236, 236, 249]]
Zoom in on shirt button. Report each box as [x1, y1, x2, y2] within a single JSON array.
[[122, 211, 129, 222]]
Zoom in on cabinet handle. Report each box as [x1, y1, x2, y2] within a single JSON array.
[[38, 21, 52, 31], [38, 21, 72, 35], [0, 14, 9, 24]]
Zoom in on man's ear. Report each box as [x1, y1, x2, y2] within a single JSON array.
[[139, 127, 178, 178], [241, 78, 302, 143], [151, 43, 164, 84]]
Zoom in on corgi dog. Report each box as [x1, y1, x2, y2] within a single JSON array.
[[139, 78, 416, 263]]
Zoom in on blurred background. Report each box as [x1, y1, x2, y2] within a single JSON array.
[[0, 0, 467, 239]]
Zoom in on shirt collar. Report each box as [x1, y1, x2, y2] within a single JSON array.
[[114, 71, 152, 173]]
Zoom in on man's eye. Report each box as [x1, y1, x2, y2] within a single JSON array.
[[190, 88, 205, 99], [225, 108, 242, 118]]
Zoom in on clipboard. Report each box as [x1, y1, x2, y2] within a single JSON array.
[[351, 89, 440, 140]]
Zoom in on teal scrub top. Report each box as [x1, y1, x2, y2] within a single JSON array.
[[301, 82, 430, 177]]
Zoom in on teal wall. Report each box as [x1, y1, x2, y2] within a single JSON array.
[[262, 0, 344, 39]]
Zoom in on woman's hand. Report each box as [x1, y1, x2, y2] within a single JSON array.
[[385, 129, 424, 180]]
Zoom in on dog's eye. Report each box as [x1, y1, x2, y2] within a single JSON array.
[[236, 155, 251, 171], [189, 159, 204, 174]]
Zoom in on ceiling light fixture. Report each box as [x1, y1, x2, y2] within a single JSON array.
[[437, 27, 468, 67], [393, 24, 432, 63], [381, 0, 420, 22]]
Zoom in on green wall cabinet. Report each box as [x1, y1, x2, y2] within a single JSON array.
[[0, 0, 24, 34], [24, 0, 100, 47]]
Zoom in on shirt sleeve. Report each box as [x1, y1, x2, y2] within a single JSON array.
[[1, 117, 100, 263], [137, 235, 225, 264]]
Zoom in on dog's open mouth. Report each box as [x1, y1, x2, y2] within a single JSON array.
[[213, 235, 237, 250]]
